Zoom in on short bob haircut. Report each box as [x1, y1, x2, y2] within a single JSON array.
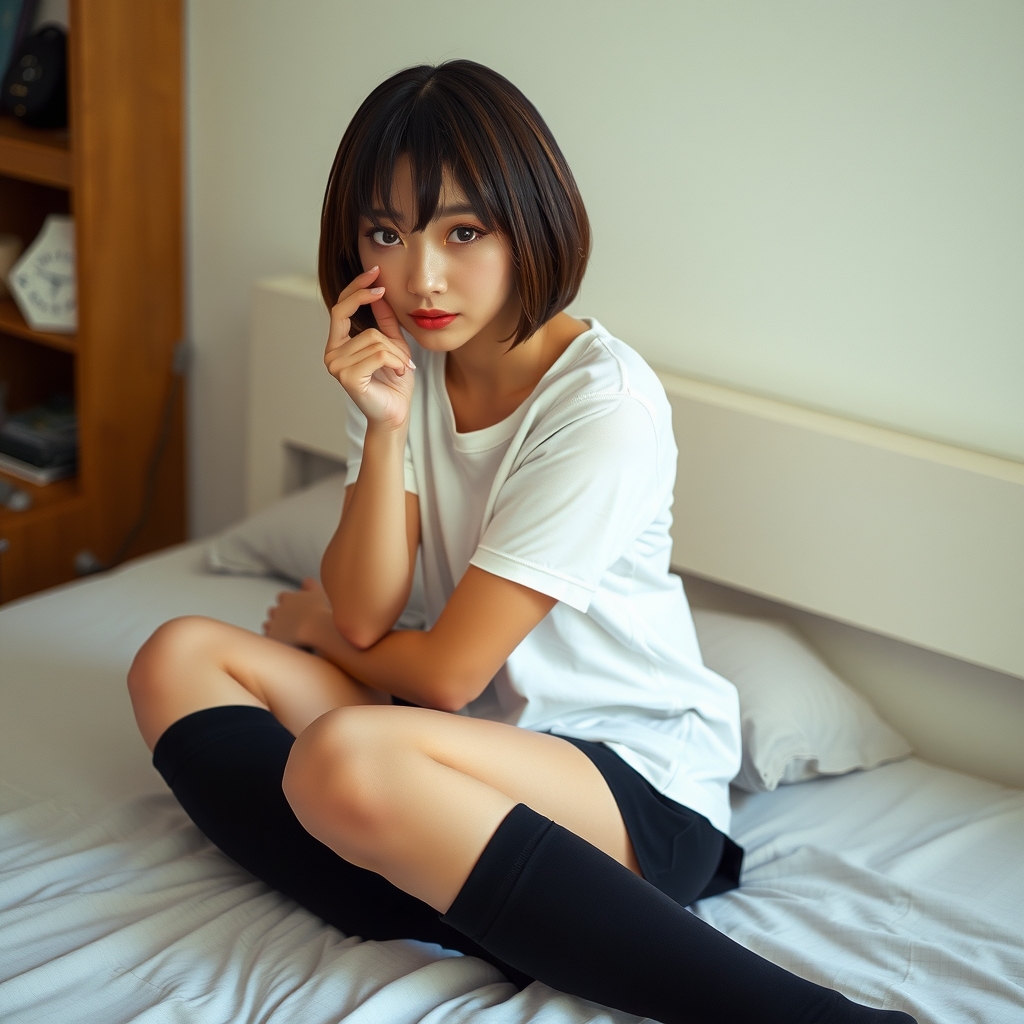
[[319, 60, 590, 347]]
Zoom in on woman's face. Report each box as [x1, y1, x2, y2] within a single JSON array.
[[357, 156, 519, 352]]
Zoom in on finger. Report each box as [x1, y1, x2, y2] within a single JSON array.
[[371, 296, 406, 346], [325, 308, 352, 363], [326, 268, 384, 344], [336, 336, 412, 371], [332, 285, 386, 321], [333, 354, 410, 387], [329, 347, 411, 384], [328, 332, 415, 375], [326, 286, 387, 352], [301, 577, 318, 590], [352, 329, 414, 368], [335, 266, 380, 304]]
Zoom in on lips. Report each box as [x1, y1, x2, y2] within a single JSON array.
[[410, 309, 458, 330]]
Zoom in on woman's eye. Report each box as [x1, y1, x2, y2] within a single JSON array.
[[449, 226, 481, 243], [372, 229, 401, 246]]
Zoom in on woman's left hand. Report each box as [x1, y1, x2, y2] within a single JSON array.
[[263, 578, 333, 648]]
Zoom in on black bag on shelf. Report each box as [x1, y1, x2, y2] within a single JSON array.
[[2, 23, 67, 129]]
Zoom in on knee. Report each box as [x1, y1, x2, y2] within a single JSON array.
[[126, 616, 222, 701], [283, 706, 398, 859]]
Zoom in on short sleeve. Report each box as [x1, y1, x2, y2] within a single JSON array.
[[343, 391, 418, 494], [470, 395, 664, 612]]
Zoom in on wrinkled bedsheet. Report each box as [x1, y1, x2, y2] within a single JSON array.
[[1, 544, 1022, 1023]]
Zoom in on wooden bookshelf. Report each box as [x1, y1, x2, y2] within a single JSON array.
[[0, 0, 185, 604]]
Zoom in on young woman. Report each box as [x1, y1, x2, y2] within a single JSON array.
[[128, 61, 914, 1024]]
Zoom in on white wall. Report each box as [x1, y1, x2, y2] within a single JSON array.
[[187, 0, 1024, 537]]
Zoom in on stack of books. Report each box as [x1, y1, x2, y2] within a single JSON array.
[[0, 395, 77, 484]]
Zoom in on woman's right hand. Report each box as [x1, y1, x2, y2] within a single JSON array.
[[324, 266, 416, 430]]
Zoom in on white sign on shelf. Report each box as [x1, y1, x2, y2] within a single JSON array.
[[7, 214, 77, 333]]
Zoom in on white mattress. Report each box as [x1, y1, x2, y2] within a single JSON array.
[[1, 543, 1022, 1023]]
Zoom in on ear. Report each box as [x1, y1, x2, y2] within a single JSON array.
[[371, 296, 404, 341]]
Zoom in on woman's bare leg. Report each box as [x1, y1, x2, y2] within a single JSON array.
[[282, 704, 640, 912], [284, 706, 915, 1024], [127, 616, 388, 750]]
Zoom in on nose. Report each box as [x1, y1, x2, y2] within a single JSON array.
[[406, 238, 446, 299]]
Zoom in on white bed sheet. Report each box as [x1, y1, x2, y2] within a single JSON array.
[[1, 543, 1022, 1023]]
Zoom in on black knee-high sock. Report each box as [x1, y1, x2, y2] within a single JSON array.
[[441, 804, 916, 1024], [152, 706, 531, 988]]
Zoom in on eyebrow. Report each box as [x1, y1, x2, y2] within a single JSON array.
[[368, 203, 481, 228], [433, 203, 480, 218]]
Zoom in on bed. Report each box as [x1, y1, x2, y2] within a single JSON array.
[[1, 277, 1022, 1023]]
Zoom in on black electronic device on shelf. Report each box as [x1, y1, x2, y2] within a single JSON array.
[[2, 20, 66, 128]]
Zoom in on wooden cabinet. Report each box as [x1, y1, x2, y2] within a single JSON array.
[[0, 0, 185, 604]]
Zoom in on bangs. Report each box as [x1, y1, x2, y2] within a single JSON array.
[[352, 86, 504, 234]]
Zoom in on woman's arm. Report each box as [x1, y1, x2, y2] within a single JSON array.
[[319, 268, 418, 648], [276, 566, 556, 712], [322, 449, 420, 650]]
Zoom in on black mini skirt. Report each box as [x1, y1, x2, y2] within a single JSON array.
[[391, 696, 742, 906], [557, 735, 743, 907]]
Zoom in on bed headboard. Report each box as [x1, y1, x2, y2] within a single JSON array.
[[247, 275, 1024, 787]]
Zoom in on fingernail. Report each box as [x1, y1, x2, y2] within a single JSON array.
[[407, 358, 416, 369], [368, 265, 379, 272], [370, 286, 385, 294]]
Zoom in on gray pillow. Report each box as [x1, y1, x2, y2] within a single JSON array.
[[692, 608, 912, 792], [206, 471, 426, 630], [207, 472, 348, 583]]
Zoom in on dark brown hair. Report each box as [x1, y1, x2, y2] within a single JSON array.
[[318, 60, 590, 346]]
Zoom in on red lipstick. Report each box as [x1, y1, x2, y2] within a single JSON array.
[[410, 308, 457, 330]]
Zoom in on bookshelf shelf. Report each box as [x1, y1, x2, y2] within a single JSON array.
[[0, 297, 77, 352], [0, 116, 72, 189]]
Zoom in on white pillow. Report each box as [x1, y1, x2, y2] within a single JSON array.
[[691, 608, 912, 793], [207, 471, 427, 629], [207, 472, 348, 583]]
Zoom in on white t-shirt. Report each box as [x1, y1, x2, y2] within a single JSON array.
[[345, 319, 741, 834]]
